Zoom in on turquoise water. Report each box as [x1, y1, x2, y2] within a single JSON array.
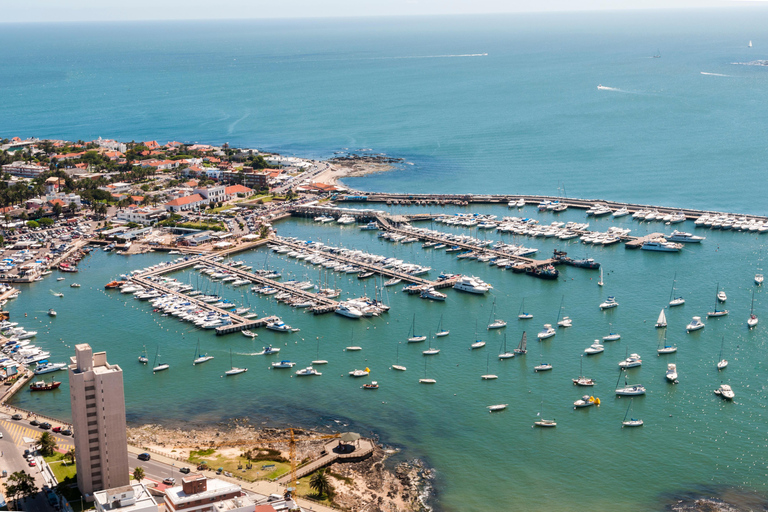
[[4, 8, 768, 510]]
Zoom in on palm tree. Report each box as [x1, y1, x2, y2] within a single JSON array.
[[63, 448, 76, 465], [132, 466, 145, 484], [38, 431, 57, 457], [309, 468, 334, 499]]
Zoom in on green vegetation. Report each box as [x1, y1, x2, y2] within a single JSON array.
[[38, 217, 54, 226], [44, 453, 77, 483], [26, 220, 39, 229], [187, 448, 290, 481], [132, 466, 145, 483], [38, 431, 58, 456], [3, 470, 38, 507], [159, 220, 225, 232]]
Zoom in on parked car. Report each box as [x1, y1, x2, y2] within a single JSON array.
[[138, 453, 151, 461], [28, 460, 36, 467], [39, 422, 52, 430], [179, 467, 191, 474], [11, 414, 22, 420], [162, 478, 176, 486], [52, 426, 61, 432], [30, 419, 39, 426], [61, 429, 72, 436]]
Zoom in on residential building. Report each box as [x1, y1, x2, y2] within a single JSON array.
[[45, 176, 66, 194], [116, 206, 166, 224], [164, 474, 255, 512], [69, 344, 130, 496], [94, 483, 158, 512], [2, 161, 48, 178], [195, 186, 226, 203], [223, 184, 252, 199], [45, 192, 82, 206], [94, 138, 127, 153], [99, 182, 132, 194]]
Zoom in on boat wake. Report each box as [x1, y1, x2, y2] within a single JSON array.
[[700, 71, 732, 77], [731, 60, 768, 67], [596, 85, 624, 92], [227, 111, 250, 134], [383, 53, 488, 60]]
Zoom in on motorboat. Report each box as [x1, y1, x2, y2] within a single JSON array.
[[30, 380, 62, 391], [687, 316, 705, 332], [573, 395, 600, 409], [537, 324, 556, 340], [557, 317, 572, 328], [612, 207, 629, 218], [296, 366, 322, 376], [34, 362, 67, 374], [241, 330, 257, 338], [487, 404, 508, 412], [336, 303, 364, 318], [572, 376, 595, 386], [756, 274, 764, 285], [271, 360, 296, 369], [717, 290, 727, 302], [453, 276, 491, 294], [584, 340, 604, 355], [266, 321, 292, 332], [48, 309, 57, 317], [420, 288, 447, 301], [345, 346, 362, 351], [349, 369, 370, 378], [362, 381, 379, 389], [665, 363, 678, 382], [714, 384, 735, 400], [383, 277, 402, 287], [641, 240, 682, 252], [666, 230, 705, 243], [618, 353, 642, 368], [259, 345, 280, 355], [599, 296, 619, 310], [70, 283, 81, 288]]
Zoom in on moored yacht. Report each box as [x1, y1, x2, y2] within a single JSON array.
[[584, 340, 604, 355], [666, 230, 705, 243], [686, 316, 705, 332], [714, 384, 735, 400], [453, 276, 491, 294], [665, 363, 678, 382], [537, 324, 556, 340]]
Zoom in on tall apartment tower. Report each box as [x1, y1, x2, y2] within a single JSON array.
[[69, 344, 130, 496]]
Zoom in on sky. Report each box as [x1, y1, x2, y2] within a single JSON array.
[[2, 0, 761, 23]]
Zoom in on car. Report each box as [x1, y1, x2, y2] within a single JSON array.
[[30, 419, 39, 426], [162, 478, 176, 486], [61, 429, 72, 436], [39, 422, 52, 430], [179, 467, 191, 474], [52, 426, 62, 433], [25, 454, 34, 461], [0, 432, 3, 438], [28, 460, 36, 467], [138, 453, 151, 461]]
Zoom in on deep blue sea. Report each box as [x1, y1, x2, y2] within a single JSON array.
[[4, 8, 768, 511]]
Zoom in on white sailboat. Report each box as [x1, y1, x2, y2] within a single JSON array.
[[748, 289, 758, 328], [152, 347, 169, 373], [498, 333, 515, 359], [391, 342, 407, 371], [225, 349, 247, 376], [518, 298, 533, 320], [407, 313, 427, 343], [597, 267, 604, 287], [514, 331, 528, 355], [481, 353, 498, 380], [657, 329, 677, 355], [138, 345, 149, 365], [423, 332, 440, 355], [487, 299, 507, 330], [655, 308, 667, 328], [435, 314, 450, 337], [669, 272, 685, 307], [556, 296, 572, 328], [193, 340, 214, 365], [470, 321, 486, 349], [533, 401, 556, 428], [419, 358, 436, 384], [572, 355, 595, 386], [717, 336, 728, 370], [621, 398, 643, 427], [707, 283, 729, 318], [312, 337, 328, 365]]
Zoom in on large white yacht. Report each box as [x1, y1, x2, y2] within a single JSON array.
[[666, 230, 705, 243], [641, 240, 682, 252], [453, 276, 491, 294]]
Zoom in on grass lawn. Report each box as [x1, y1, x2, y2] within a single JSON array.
[[188, 449, 290, 481], [293, 471, 336, 506], [44, 453, 77, 483]]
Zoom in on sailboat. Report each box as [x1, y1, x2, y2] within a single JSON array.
[[533, 401, 556, 428], [419, 357, 436, 384], [487, 299, 507, 329], [470, 321, 486, 349], [652, 49, 661, 59], [518, 298, 533, 320], [407, 313, 426, 343], [534, 346, 552, 372], [597, 267, 604, 287], [572, 355, 595, 386], [655, 308, 667, 328], [614, 370, 645, 396], [423, 332, 440, 355], [225, 349, 247, 376], [669, 272, 685, 306], [481, 353, 498, 380], [391, 342, 407, 371], [657, 329, 677, 355], [312, 337, 328, 365], [152, 346, 169, 373], [621, 398, 643, 427], [498, 333, 515, 359], [138, 345, 149, 365], [717, 336, 728, 370], [748, 289, 758, 328], [435, 314, 450, 337], [193, 340, 214, 365], [748, 40, 753, 48], [514, 331, 528, 354], [556, 296, 572, 328], [707, 283, 729, 317]]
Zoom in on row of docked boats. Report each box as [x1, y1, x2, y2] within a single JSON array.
[[313, 214, 356, 225], [0, 321, 67, 386], [694, 214, 768, 232]]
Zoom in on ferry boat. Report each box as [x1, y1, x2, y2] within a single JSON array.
[[30, 380, 61, 391]]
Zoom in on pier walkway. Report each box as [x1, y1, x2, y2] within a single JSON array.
[[276, 438, 375, 484]]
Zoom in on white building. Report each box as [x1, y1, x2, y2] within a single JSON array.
[[2, 161, 48, 178], [195, 186, 226, 203], [94, 483, 158, 512], [94, 137, 127, 153], [99, 182, 132, 194], [164, 475, 255, 512], [116, 207, 165, 225], [45, 192, 82, 206]]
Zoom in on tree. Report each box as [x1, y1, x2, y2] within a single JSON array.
[[39, 217, 54, 227], [34, 207, 45, 220], [4, 470, 38, 505], [52, 202, 63, 218], [69, 201, 78, 214], [26, 220, 39, 229], [259, 225, 270, 239], [38, 431, 57, 456], [64, 448, 76, 465], [309, 468, 334, 499], [132, 466, 145, 483], [94, 202, 108, 220]]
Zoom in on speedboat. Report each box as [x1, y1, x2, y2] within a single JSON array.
[[599, 297, 619, 310], [537, 324, 556, 340], [756, 274, 764, 285], [487, 404, 508, 412], [259, 345, 280, 355], [714, 384, 735, 400], [584, 340, 604, 355], [686, 316, 705, 332], [47, 309, 57, 317], [534, 363, 553, 372], [349, 369, 370, 378], [665, 363, 678, 382], [271, 360, 296, 369], [573, 395, 599, 409], [618, 353, 642, 368], [296, 366, 322, 376], [242, 330, 257, 338]]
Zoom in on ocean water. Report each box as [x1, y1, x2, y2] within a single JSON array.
[[4, 9, 768, 511]]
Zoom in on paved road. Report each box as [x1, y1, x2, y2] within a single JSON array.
[[0, 420, 57, 511]]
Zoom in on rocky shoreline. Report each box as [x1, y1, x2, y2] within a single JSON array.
[[314, 154, 405, 187], [127, 420, 432, 512]]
